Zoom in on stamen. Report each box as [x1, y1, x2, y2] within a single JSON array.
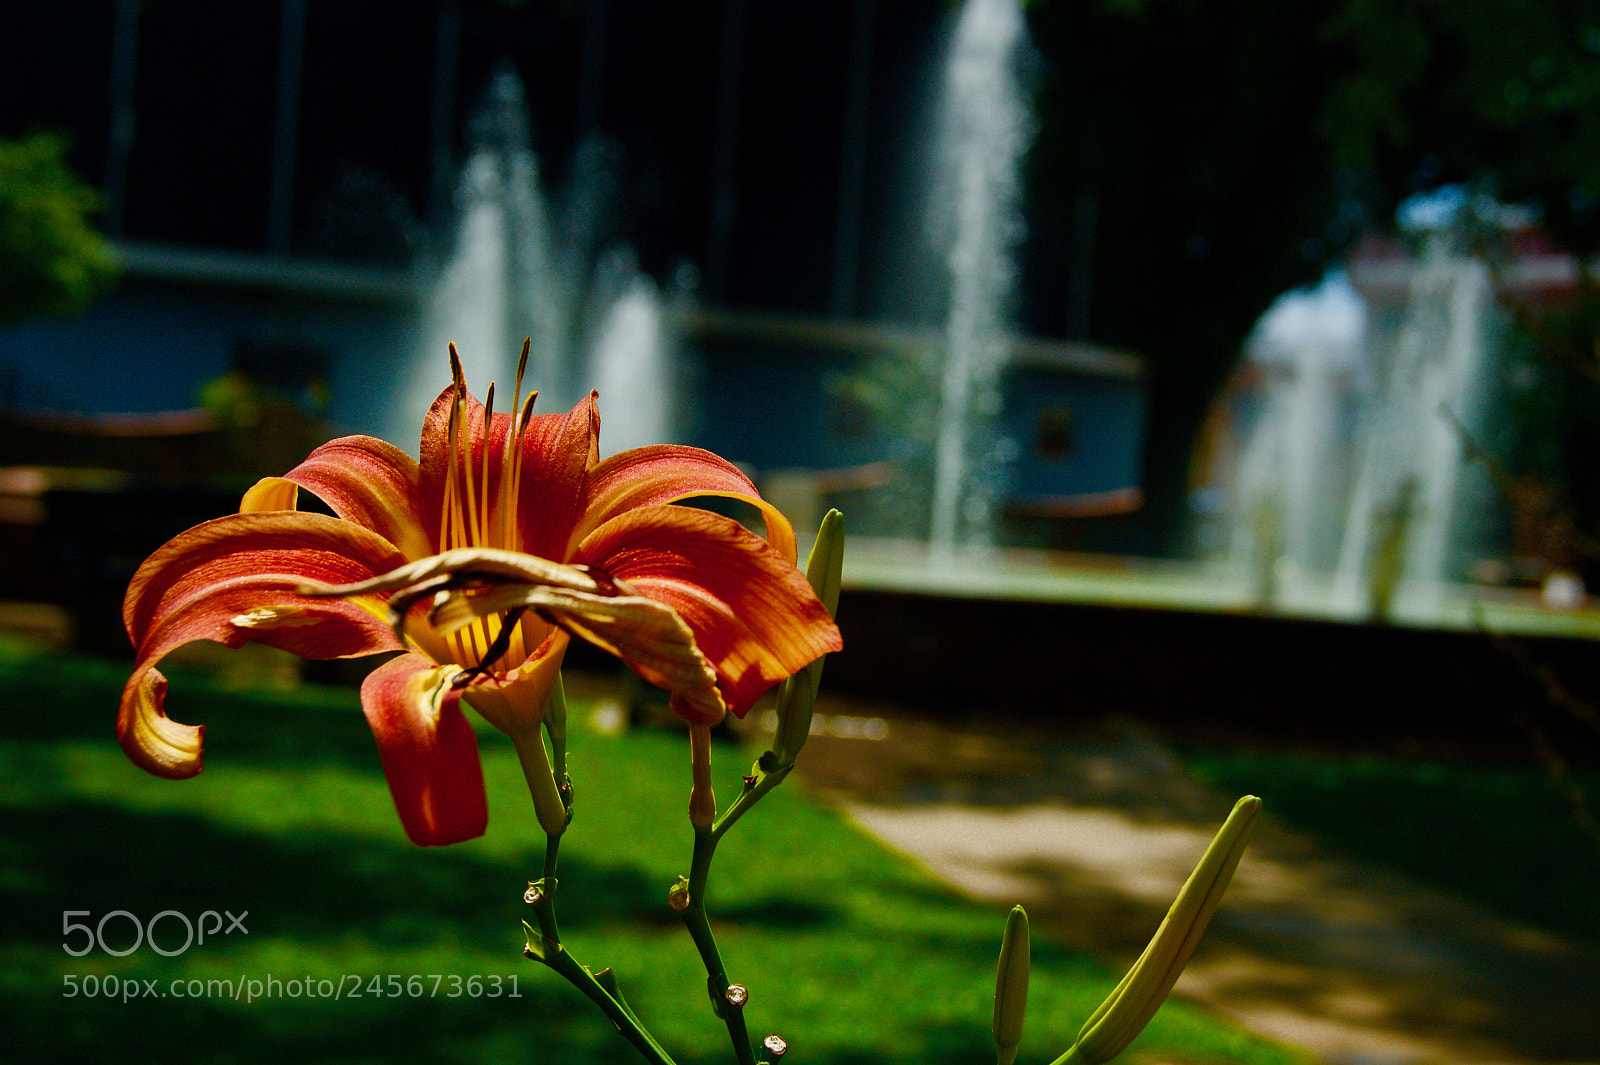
[[513, 336, 530, 416], [459, 386, 483, 550], [443, 351, 482, 661], [508, 391, 536, 547], [442, 359, 463, 552], [448, 342, 466, 394], [480, 382, 495, 550], [435, 343, 540, 669]]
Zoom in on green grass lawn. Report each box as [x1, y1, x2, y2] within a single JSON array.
[[0, 638, 1309, 1065], [1184, 747, 1600, 945]]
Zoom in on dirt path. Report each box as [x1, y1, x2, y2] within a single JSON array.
[[781, 697, 1600, 1065]]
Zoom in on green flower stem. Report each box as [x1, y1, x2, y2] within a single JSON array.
[[523, 824, 678, 1065], [546, 671, 570, 786], [535, 942, 680, 1065], [594, 967, 649, 1036], [712, 761, 791, 841], [526, 832, 562, 946], [682, 825, 757, 1065]]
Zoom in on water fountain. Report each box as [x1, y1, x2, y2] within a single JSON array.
[[927, 0, 1033, 554], [860, 0, 1033, 554], [1216, 210, 1506, 624], [1332, 226, 1504, 621], [391, 68, 676, 452]]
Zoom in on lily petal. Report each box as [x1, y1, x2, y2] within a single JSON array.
[[119, 512, 409, 778], [124, 511, 409, 645], [512, 391, 601, 559], [119, 668, 202, 778], [360, 653, 489, 846], [241, 435, 432, 560], [419, 385, 600, 561], [579, 444, 799, 562], [300, 546, 602, 603], [576, 506, 841, 717]]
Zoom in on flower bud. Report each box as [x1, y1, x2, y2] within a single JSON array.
[[1059, 796, 1260, 1065], [769, 509, 844, 767], [806, 508, 845, 617], [992, 905, 1030, 1065]]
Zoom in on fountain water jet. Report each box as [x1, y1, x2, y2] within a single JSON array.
[[1217, 216, 1506, 624], [927, 0, 1033, 555], [1330, 228, 1502, 621], [587, 249, 679, 458], [393, 68, 676, 448]]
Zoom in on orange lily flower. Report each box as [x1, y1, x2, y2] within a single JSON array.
[[119, 347, 841, 845]]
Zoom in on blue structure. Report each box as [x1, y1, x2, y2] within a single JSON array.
[[1002, 343, 1146, 517], [0, 249, 1145, 552], [681, 309, 1146, 540], [0, 243, 417, 438]]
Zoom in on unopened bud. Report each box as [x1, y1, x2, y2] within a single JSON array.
[[668, 875, 691, 912], [807, 509, 845, 616], [1062, 795, 1261, 1064], [770, 509, 844, 766], [992, 905, 1030, 1065], [724, 984, 748, 1009], [762, 1033, 789, 1059], [523, 881, 545, 905]]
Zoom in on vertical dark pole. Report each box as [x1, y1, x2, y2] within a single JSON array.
[[267, 0, 308, 256], [830, 0, 876, 321], [705, 0, 746, 305], [102, 0, 140, 238], [428, 0, 462, 237]]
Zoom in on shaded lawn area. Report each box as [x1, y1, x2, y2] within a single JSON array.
[[0, 639, 1308, 1065], [1184, 748, 1600, 945]]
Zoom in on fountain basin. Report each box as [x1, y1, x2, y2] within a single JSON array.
[[819, 538, 1600, 756]]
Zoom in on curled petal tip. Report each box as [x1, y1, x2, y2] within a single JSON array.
[[118, 668, 205, 779]]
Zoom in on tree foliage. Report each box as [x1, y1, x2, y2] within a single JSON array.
[[0, 132, 118, 328], [1319, 0, 1600, 251]]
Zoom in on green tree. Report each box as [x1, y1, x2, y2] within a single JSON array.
[[0, 132, 119, 328], [1319, 0, 1600, 250]]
